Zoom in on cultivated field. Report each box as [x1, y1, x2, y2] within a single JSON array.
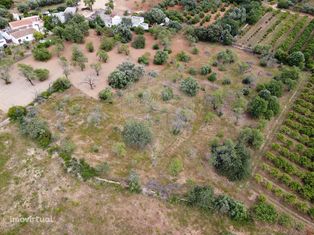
[[254, 77, 314, 222], [236, 9, 314, 54]]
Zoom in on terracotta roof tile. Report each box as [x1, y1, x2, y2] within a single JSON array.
[[9, 16, 40, 29], [10, 28, 35, 39]]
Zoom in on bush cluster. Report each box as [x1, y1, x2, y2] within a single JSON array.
[[180, 77, 199, 96], [122, 120, 152, 149], [108, 62, 144, 89]]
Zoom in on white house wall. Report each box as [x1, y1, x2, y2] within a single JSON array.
[[12, 34, 34, 44]]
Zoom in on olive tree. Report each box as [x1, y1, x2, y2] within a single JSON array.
[[108, 62, 144, 89], [114, 25, 132, 43], [211, 139, 251, 181], [71, 46, 88, 71], [145, 8, 166, 24], [0, 59, 12, 84], [131, 35, 146, 49], [91, 62, 102, 76], [97, 50, 109, 62], [122, 120, 152, 149], [287, 51, 305, 69], [153, 50, 168, 65], [180, 77, 199, 96], [232, 95, 247, 125], [18, 64, 36, 86], [59, 56, 71, 78]]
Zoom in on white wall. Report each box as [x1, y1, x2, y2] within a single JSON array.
[[12, 34, 34, 44], [0, 39, 6, 47]]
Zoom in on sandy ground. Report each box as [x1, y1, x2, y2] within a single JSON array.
[[78, 0, 107, 10], [0, 58, 58, 112], [0, 31, 159, 112], [0, 30, 272, 112], [0, 26, 273, 112], [79, 0, 162, 15]]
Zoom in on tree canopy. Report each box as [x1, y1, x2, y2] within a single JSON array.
[[108, 62, 144, 89], [211, 139, 251, 181]]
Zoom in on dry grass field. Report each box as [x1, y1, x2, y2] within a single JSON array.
[[1, 31, 311, 234], [1, 1, 314, 234]]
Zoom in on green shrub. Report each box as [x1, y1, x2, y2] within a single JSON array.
[[122, 120, 152, 149], [65, 158, 98, 181], [211, 140, 251, 181], [71, 46, 87, 71], [134, 26, 145, 35], [214, 195, 248, 222], [97, 50, 109, 62], [138, 53, 150, 65], [191, 47, 199, 54], [200, 65, 211, 75], [32, 47, 52, 61], [112, 142, 127, 157], [34, 68, 49, 81], [217, 49, 235, 64], [131, 35, 146, 49], [168, 158, 183, 176], [145, 7, 166, 24], [152, 43, 159, 50], [99, 37, 116, 51], [114, 24, 132, 43], [108, 62, 144, 89], [188, 67, 197, 75], [248, 91, 280, 119], [277, 213, 292, 227], [242, 76, 253, 85], [180, 77, 199, 96], [58, 139, 76, 159], [19, 116, 52, 148], [222, 78, 231, 85], [277, 0, 290, 9], [208, 73, 217, 82], [153, 50, 168, 65], [161, 86, 173, 101], [176, 51, 191, 62], [128, 170, 141, 193], [204, 111, 215, 123], [51, 77, 72, 92], [117, 44, 130, 55], [98, 88, 113, 102], [287, 51, 305, 69], [251, 195, 278, 223], [86, 41, 94, 52], [7, 106, 27, 121], [239, 127, 264, 149], [187, 186, 214, 211]]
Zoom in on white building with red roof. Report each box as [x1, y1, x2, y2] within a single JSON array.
[[5, 16, 43, 44]]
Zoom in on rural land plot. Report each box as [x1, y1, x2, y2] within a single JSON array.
[[253, 78, 314, 224], [237, 12, 274, 46], [245, 13, 279, 48], [272, 16, 310, 50], [263, 13, 298, 46]]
